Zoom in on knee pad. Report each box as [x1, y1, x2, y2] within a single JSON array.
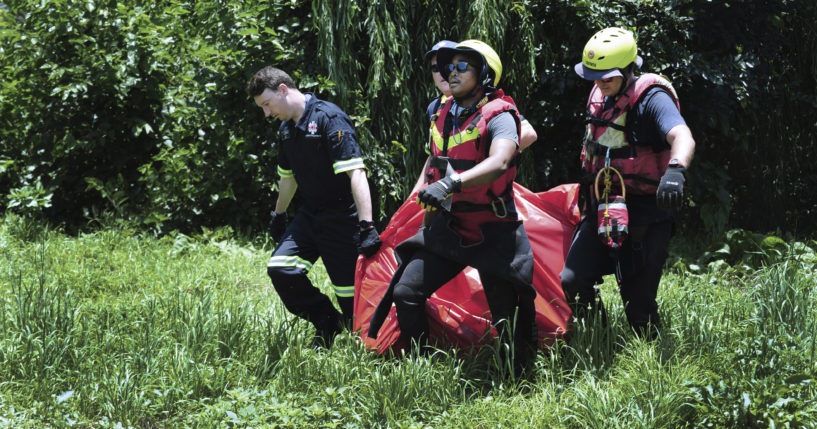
[[392, 282, 427, 310], [560, 269, 583, 302]]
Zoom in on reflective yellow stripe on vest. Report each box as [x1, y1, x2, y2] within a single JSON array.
[[430, 123, 481, 153]]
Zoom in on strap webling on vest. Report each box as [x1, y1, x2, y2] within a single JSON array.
[[429, 156, 477, 174], [581, 73, 681, 196]]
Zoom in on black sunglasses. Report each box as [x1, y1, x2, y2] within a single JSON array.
[[447, 62, 473, 73], [430, 63, 440, 73]]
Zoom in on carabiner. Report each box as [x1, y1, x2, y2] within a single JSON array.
[[491, 198, 508, 219]]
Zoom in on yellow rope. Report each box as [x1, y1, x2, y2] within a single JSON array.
[[594, 165, 626, 238]]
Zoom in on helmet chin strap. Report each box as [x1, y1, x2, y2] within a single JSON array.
[[615, 74, 629, 97], [454, 85, 484, 104], [614, 65, 636, 97], [453, 91, 490, 118]]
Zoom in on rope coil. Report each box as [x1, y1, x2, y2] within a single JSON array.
[[594, 165, 626, 222], [594, 147, 627, 246]]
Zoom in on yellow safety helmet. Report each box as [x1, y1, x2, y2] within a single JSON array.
[[438, 39, 503, 88], [574, 27, 643, 81]]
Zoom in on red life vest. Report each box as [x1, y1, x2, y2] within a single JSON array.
[[426, 90, 521, 220], [581, 73, 681, 196]]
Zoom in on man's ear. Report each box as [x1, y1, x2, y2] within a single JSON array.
[[277, 83, 289, 94]]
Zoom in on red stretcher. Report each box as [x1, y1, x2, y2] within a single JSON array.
[[354, 183, 581, 354]]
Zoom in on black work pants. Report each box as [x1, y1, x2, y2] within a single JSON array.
[[560, 217, 672, 337], [267, 206, 359, 331], [392, 248, 537, 368]]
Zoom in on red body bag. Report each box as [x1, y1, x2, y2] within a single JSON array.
[[353, 183, 581, 354]]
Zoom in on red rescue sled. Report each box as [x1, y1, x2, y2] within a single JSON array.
[[354, 183, 581, 354]]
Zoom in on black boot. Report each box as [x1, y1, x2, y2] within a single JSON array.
[[312, 320, 343, 349], [310, 307, 343, 349], [512, 303, 539, 378], [312, 321, 342, 349], [337, 296, 354, 330]]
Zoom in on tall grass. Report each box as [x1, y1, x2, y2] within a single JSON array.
[[1, 215, 816, 427]]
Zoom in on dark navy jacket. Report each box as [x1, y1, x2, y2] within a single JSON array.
[[277, 93, 365, 211]]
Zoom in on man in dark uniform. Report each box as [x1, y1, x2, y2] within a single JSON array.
[[561, 28, 696, 338], [247, 66, 382, 347]]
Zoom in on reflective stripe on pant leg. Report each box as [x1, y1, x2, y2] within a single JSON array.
[[267, 255, 314, 273], [312, 208, 359, 320], [333, 284, 355, 298], [335, 285, 355, 325], [267, 265, 339, 328], [266, 211, 339, 329]]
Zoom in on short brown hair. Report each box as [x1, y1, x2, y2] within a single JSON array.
[[246, 66, 296, 97]]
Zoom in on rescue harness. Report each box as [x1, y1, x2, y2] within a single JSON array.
[[581, 73, 681, 197], [426, 90, 521, 219]]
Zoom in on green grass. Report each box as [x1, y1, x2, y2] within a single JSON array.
[[1, 215, 816, 428]]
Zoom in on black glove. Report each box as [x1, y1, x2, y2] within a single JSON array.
[[417, 175, 462, 212], [269, 211, 287, 242], [358, 225, 382, 257], [656, 165, 686, 210]]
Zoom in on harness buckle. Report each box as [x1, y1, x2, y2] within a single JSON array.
[[429, 156, 451, 176]]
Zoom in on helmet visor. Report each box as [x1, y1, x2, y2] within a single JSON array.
[[424, 40, 457, 59], [574, 56, 643, 80]]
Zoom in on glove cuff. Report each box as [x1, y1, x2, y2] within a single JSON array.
[[666, 164, 686, 175], [448, 172, 463, 192]]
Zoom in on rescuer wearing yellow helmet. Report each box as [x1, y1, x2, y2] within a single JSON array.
[[409, 40, 538, 196], [369, 40, 538, 375], [560, 27, 696, 339]]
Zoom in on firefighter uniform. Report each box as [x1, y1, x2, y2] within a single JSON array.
[[267, 93, 364, 333]]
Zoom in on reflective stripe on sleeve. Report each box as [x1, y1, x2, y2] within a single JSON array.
[[277, 165, 294, 178], [333, 157, 365, 174]]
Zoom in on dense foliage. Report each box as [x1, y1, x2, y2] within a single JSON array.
[[1, 0, 815, 236]]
